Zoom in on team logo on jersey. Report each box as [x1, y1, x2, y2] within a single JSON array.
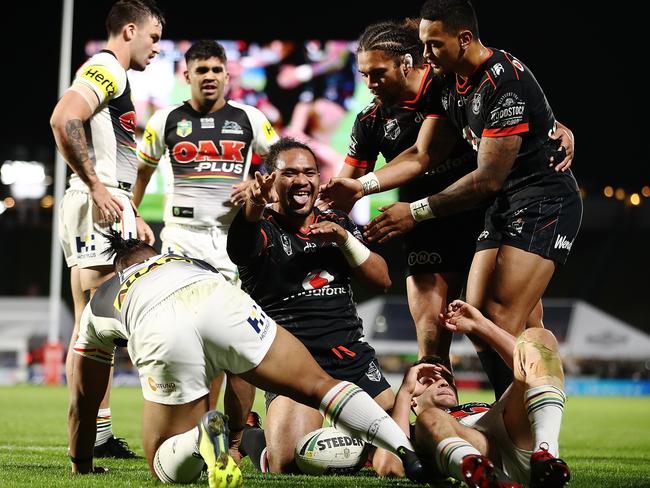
[[119, 111, 136, 133], [302, 270, 334, 290], [491, 63, 504, 77], [510, 57, 525, 72], [222, 120, 243, 134], [79, 64, 117, 98], [472, 94, 482, 115], [490, 92, 525, 127], [383, 119, 401, 140], [200, 117, 215, 129], [280, 234, 292, 256], [366, 361, 382, 382], [176, 119, 192, 137]]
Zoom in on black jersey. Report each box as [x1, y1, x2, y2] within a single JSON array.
[[227, 207, 365, 352], [346, 64, 475, 201], [441, 49, 578, 198]]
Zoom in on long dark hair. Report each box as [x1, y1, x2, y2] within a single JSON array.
[[101, 228, 156, 272]]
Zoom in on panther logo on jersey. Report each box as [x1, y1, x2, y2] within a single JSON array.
[[302, 270, 334, 290], [119, 111, 136, 133]]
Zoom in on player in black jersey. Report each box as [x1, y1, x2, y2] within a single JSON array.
[[321, 2, 580, 399], [227, 138, 394, 473], [372, 300, 570, 488], [338, 19, 485, 369]]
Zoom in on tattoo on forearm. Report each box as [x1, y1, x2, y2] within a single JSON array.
[[64, 119, 95, 178]]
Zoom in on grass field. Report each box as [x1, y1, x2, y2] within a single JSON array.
[[1, 386, 649, 487]]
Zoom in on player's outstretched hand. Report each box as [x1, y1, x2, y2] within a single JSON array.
[[90, 182, 124, 224], [549, 122, 575, 172], [308, 221, 347, 245], [319, 177, 363, 211], [230, 179, 256, 206], [364, 202, 415, 243], [440, 299, 486, 334], [248, 171, 278, 206]]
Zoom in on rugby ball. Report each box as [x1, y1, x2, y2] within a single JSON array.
[[294, 426, 368, 475]]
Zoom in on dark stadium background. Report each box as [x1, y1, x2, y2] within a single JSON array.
[[3, 1, 648, 333]]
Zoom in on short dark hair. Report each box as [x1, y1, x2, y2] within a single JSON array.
[[264, 137, 318, 173], [106, 0, 165, 37], [185, 39, 228, 65], [100, 228, 157, 272], [415, 354, 457, 395], [420, 0, 479, 38], [357, 19, 425, 66]]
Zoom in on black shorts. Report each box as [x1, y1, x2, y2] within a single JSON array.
[[476, 190, 582, 265], [264, 340, 391, 410], [404, 206, 485, 277]]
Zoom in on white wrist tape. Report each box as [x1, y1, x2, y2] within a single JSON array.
[[339, 231, 371, 268], [410, 198, 435, 222], [358, 172, 381, 196]]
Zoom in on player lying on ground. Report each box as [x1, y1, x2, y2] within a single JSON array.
[[67, 230, 426, 486], [372, 300, 571, 488]]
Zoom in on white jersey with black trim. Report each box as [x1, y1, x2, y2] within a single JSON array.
[[73, 253, 224, 364], [137, 99, 279, 227], [68, 50, 138, 195]]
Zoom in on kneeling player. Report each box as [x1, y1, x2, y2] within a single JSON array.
[[227, 138, 394, 473], [373, 301, 570, 488], [67, 231, 424, 487]]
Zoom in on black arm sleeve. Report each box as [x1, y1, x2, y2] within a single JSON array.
[[226, 208, 268, 265]]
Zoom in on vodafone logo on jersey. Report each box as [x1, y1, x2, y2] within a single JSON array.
[[119, 111, 136, 133], [302, 270, 334, 290]]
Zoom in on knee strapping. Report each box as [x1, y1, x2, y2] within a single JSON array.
[[514, 329, 564, 389]]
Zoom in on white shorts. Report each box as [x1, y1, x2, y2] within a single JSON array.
[[461, 397, 532, 483], [58, 189, 137, 268], [160, 223, 239, 285], [129, 278, 277, 405]]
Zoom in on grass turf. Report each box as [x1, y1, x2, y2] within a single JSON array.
[[0, 386, 649, 487]]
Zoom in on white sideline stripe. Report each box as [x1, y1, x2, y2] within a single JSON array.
[[0, 445, 64, 452]]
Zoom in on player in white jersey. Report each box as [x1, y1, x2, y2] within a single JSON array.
[[371, 301, 570, 488], [50, 0, 164, 458], [68, 230, 428, 487], [134, 40, 279, 284]]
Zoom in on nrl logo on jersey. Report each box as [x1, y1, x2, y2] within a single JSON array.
[[176, 119, 192, 137], [222, 120, 244, 134], [384, 118, 401, 140]]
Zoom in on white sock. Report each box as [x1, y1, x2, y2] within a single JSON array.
[[435, 436, 481, 480], [95, 408, 113, 446], [153, 426, 204, 483], [319, 381, 414, 454], [525, 385, 566, 457]]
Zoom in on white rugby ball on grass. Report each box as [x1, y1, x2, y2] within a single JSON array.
[[295, 426, 368, 475]]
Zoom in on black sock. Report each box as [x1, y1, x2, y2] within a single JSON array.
[[477, 348, 513, 400], [240, 427, 267, 471]]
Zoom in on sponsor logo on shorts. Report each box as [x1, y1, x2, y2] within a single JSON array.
[[76, 233, 96, 253], [554, 234, 573, 251], [408, 251, 442, 266], [366, 361, 382, 382], [176, 119, 192, 137], [478, 230, 490, 241], [147, 376, 176, 393], [247, 303, 272, 340], [222, 120, 243, 134], [383, 118, 401, 140]]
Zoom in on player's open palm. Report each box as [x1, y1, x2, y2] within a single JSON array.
[[441, 299, 485, 334], [308, 221, 347, 245], [319, 177, 363, 211]]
